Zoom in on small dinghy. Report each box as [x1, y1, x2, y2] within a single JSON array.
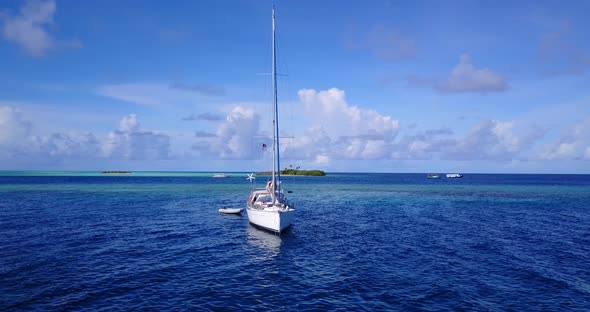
[[219, 208, 243, 214]]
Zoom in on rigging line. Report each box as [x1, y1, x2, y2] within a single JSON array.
[[271, 3, 280, 203], [271, 2, 295, 156]]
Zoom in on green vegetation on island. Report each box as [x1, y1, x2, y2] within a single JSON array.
[[280, 169, 326, 176], [101, 171, 132, 174], [257, 167, 326, 176]]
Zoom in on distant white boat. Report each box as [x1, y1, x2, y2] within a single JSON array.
[[427, 173, 441, 179], [212, 173, 228, 178], [446, 173, 463, 178], [246, 4, 295, 233], [219, 208, 243, 214]]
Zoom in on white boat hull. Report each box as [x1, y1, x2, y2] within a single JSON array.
[[246, 205, 294, 233], [244, 5, 295, 235], [219, 208, 243, 214]]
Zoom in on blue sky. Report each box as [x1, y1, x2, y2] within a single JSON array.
[[1, 0, 589, 173]]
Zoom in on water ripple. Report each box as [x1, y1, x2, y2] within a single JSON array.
[[1, 174, 589, 310]]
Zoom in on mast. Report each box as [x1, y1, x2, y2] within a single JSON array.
[[271, 3, 281, 204]]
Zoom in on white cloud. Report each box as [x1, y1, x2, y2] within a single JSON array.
[[542, 118, 590, 160], [186, 89, 400, 163], [392, 128, 455, 160], [298, 88, 399, 141], [436, 54, 509, 93], [443, 120, 542, 161], [291, 88, 399, 160], [282, 126, 331, 160], [119, 114, 139, 132], [97, 82, 226, 107], [27, 132, 100, 159], [361, 140, 388, 159], [409, 54, 509, 94], [0, 105, 102, 164], [314, 154, 331, 165], [558, 143, 576, 157], [541, 142, 576, 160], [1, 0, 54, 56], [216, 106, 261, 159], [386, 120, 543, 162], [102, 114, 170, 160], [0, 0, 80, 57], [192, 106, 265, 160], [276, 107, 542, 164], [0, 108, 171, 166], [0, 106, 31, 146], [97, 83, 163, 107]]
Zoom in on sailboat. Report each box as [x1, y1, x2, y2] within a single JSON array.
[[246, 4, 295, 233]]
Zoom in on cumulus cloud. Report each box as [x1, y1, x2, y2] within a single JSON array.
[[118, 114, 139, 132], [0, 105, 101, 163], [187, 88, 402, 163], [388, 121, 544, 162], [26, 132, 100, 160], [314, 154, 331, 165], [0, 0, 81, 57], [298, 88, 399, 141], [443, 120, 542, 161], [392, 127, 455, 160], [102, 114, 170, 160], [259, 88, 402, 164], [277, 90, 543, 164], [541, 118, 590, 160], [408, 54, 509, 94], [437, 54, 509, 93], [542, 142, 577, 160], [192, 106, 264, 159], [0, 107, 184, 168], [282, 126, 331, 160], [0, 106, 31, 146]]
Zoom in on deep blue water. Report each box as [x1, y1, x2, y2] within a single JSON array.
[[1, 173, 589, 310]]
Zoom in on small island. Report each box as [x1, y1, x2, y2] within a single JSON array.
[[257, 167, 326, 176], [101, 171, 132, 174], [281, 169, 326, 176]]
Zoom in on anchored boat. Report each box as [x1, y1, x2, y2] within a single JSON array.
[[245, 4, 295, 233], [446, 173, 463, 178]]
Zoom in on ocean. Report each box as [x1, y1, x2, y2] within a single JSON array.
[[1, 172, 589, 310]]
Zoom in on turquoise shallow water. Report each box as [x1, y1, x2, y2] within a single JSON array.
[[1, 173, 589, 310], [0, 171, 246, 177]]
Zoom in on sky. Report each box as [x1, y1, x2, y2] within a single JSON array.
[[1, 0, 589, 173]]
